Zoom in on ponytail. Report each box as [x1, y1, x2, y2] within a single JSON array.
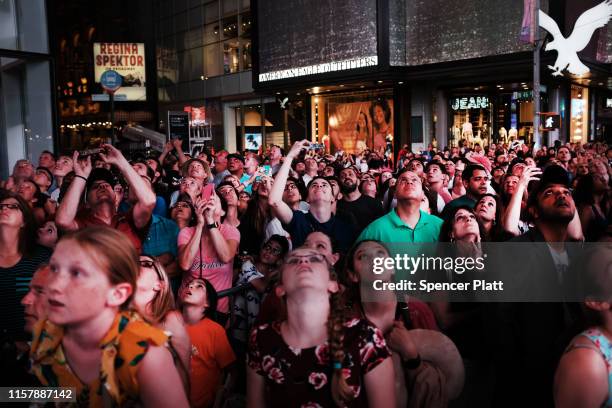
[[327, 289, 354, 406]]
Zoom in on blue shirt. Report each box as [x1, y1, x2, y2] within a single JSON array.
[[142, 215, 179, 257]]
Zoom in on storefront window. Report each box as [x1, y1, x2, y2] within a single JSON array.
[[223, 40, 239, 74], [241, 39, 251, 70], [222, 15, 238, 39], [203, 22, 220, 45], [316, 91, 394, 159], [204, 2, 219, 24], [223, 0, 238, 16], [240, 11, 251, 38], [570, 86, 588, 143], [203, 43, 222, 77], [449, 95, 492, 148]]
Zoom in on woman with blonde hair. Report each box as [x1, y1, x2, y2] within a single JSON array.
[[133, 254, 191, 393], [247, 247, 395, 407], [30, 227, 188, 407]]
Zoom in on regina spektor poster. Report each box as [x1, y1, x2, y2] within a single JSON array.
[[93, 43, 146, 101]]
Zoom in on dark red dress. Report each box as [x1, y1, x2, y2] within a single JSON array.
[[247, 318, 391, 408]]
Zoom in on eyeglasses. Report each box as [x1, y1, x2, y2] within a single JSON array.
[[284, 184, 298, 191], [0, 203, 21, 211], [262, 243, 282, 255], [286, 254, 326, 264], [139, 260, 155, 268], [139, 258, 164, 280], [173, 202, 191, 209]]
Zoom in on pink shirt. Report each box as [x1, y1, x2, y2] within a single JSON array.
[[178, 222, 240, 313]]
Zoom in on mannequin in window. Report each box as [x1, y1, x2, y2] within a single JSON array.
[[508, 127, 518, 142], [498, 127, 508, 144], [461, 118, 473, 147]]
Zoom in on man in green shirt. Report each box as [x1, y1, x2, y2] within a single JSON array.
[[358, 168, 443, 256]]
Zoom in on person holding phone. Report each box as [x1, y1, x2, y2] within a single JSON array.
[[268, 140, 357, 253], [55, 144, 156, 254], [177, 192, 240, 324]]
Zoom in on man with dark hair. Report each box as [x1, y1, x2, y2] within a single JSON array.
[[556, 146, 572, 171], [269, 140, 355, 253], [130, 159, 167, 217], [441, 163, 489, 220], [337, 166, 383, 234], [38, 151, 56, 170], [282, 176, 308, 213], [425, 161, 451, 214], [492, 165, 582, 407], [55, 145, 156, 254], [33, 167, 53, 194]]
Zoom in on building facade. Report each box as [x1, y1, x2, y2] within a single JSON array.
[[251, 0, 612, 158], [0, 0, 55, 179]]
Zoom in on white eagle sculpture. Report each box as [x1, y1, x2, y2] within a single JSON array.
[[539, 0, 612, 76]]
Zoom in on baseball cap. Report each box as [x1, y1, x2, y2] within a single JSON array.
[[85, 168, 116, 196], [226, 153, 245, 164]]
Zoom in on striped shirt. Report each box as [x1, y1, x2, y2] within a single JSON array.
[[0, 246, 51, 342]]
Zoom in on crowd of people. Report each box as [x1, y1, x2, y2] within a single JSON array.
[[0, 135, 611, 407]]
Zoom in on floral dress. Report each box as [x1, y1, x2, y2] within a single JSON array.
[[30, 311, 168, 407], [247, 318, 390, 408]]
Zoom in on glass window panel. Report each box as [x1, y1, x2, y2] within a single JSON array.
[[203, 22, 220, 44], [178, 51, 190, 82], [16, 0, 48, 53], [0, 0, 18, 50], [184, 28, 203, 49], [239, 11, 251, 38], [175, 0, 189, 13], [241, 39, 251, 70], [161, 0, 173, 17], [204, 43, 222, 77], [223, 40, 240, 74], [175, 11, 188, 32], [161, 18, 173, 35], [189, 6, 204, 28], [223, 0, 238, 16], [204, 2, 219, 24], [222, 15, 238, 39], [190, 47, 203, 80], [241, 0, 249, 12]]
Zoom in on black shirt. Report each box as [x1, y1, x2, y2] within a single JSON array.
[[337, 195, 384, 235], [286, 210, 356, 254]]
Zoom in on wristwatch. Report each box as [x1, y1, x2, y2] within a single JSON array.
[[206, 222, 219, 229]]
